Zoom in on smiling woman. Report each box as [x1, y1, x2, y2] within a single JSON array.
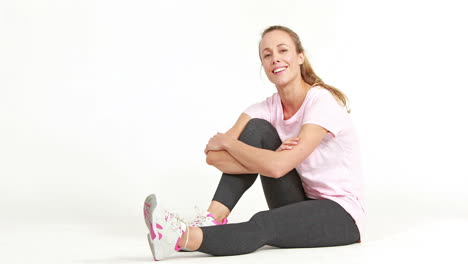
[[142, 25, 364, 261], [260, 26, 350, 114]]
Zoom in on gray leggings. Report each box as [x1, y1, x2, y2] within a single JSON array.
[[198, 118, 360, 256]]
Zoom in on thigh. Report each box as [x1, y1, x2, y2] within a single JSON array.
[[253, 199, 360, 248]]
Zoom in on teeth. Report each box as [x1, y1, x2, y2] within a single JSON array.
[[273, 67, 286, 73]]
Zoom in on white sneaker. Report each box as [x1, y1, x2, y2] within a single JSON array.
[[143, 194, 187, 261], [179, 207, 228, 252], [189, 206, 228, 227]]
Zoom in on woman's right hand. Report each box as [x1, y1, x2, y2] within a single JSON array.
[[276, 137, 300, 152]]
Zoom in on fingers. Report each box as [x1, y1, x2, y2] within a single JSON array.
[[283, 137, 300, 146], [204, 133, 221, 154], [276, 137, 300, 152], [278, 145, 293, 151]]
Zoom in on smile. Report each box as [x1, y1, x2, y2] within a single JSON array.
[[272, 67, 287, 74]]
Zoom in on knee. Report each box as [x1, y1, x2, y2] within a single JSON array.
[[249, 210, 270, 228], [244, 118, 274, 133], [239, 118, 278, 148]]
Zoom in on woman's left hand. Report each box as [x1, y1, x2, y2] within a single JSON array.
[[205, 132, 232, 154]]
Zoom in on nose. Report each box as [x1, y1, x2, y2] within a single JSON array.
[[272, 55, 280, 64]]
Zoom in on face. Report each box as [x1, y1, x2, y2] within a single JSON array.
[[259, 30, 304, 88]]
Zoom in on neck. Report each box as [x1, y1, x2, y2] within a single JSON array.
[[277, 78, 311, 120]]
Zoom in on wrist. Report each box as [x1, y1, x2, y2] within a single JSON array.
[[223, 136, 235, 151]]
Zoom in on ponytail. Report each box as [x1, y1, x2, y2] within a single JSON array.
[[301, 56, 350, 113]]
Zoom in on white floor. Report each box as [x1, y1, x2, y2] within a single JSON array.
[[2, 192, 467, 264]]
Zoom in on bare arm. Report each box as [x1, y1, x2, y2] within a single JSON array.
[[222, 124, 328, 178], [206, 150, 255, 174], [205, 113, 255, 174]]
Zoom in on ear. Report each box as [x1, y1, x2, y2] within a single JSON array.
[[298, 52, 305, 65]]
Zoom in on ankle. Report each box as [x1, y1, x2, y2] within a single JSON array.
[[207, 201, 230, 223], [207, 212, 227, 224], [178, 227, 202, 251]]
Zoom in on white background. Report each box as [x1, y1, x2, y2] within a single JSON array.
[[1, 0, 467, 263]]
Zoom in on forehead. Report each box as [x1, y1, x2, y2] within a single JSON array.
[[260, 30, 294, 51]]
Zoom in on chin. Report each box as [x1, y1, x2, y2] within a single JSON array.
[[269, 77, 291, 88]]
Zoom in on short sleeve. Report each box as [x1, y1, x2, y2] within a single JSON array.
[[303, 89, 348, 137], [243, 96, 273, 123]]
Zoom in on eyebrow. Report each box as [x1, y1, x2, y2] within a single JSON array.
[[262, 43, 288, 53]]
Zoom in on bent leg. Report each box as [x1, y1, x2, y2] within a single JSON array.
[[212, 118, 308, 211], [246, 119, 308, 209], [197, 199, 360, 256], [212, 118, 284, 211]]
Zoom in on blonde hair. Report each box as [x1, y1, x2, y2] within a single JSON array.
[[260, 25, 351, 113]]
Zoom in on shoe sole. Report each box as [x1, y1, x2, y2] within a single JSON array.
[[144, 194, 157, 234], [144, 194, 158, 261], [147, 233, 157, 261]]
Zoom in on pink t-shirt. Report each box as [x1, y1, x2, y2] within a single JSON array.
[[243, 86, 366, 237]]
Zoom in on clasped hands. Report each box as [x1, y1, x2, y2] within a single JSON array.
[[204, 132, 232, 154]]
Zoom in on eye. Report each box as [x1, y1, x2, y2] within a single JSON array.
[[280, 49, 288, 53], [263, 54, 271, 58]]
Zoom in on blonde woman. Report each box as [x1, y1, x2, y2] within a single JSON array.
[[143, 25, 365, 261]]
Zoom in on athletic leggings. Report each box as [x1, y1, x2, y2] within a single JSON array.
[[198, 118, 360, 256]]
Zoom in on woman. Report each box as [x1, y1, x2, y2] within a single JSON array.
[[143, 25, 365, 261]]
